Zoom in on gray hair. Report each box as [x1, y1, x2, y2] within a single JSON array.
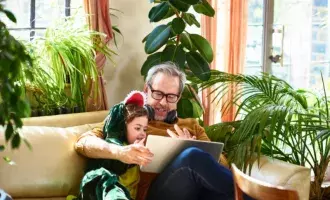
[[145, 62, 186, 95]]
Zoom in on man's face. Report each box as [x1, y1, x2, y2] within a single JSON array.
[[144, 73, 180, 121]]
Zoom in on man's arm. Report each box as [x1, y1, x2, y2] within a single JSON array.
[[75, 127, 154, 165], [194, 122, 210, 141], [75, 127, 121, 160]]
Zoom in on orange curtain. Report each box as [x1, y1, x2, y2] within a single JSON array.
[[201, 0, 218, 126], [201, 0, 248, 124], [83, 0, 113, 111], [221, 0, 248, 122]]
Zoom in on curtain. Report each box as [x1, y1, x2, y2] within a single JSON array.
[[83, 0, 113, 111], [201, 0, 218, 126], [221, 0, 248, 122]]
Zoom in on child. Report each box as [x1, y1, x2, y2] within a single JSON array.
[[79, 91, 149, 200]]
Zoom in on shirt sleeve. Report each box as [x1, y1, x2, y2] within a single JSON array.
[[75, 122, 105, 155], [194, 121, 210, 141]]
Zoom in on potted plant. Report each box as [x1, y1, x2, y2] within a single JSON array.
[[0, 0, 33, 152], [27, 15, 117, 113], [141, 0, 216, 118], [195, 70, 330, 199]]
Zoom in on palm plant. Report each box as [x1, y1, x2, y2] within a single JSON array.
[[194, 70, 330, 200]]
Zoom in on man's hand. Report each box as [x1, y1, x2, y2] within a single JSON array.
[[167, 124, 197, 140], [116, 138, 154, 166]]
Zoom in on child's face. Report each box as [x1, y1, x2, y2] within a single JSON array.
[[126, 116, 148, 144]]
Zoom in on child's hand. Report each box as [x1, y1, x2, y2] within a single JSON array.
[[134, 138, 146, 146], [117, 138, 153, 166]]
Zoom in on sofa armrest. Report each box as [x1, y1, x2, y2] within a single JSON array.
[[250, 156, 310, 200]]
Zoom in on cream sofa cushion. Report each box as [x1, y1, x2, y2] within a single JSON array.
[[250, 156, 311, 200], [0, 123, 100, 198]]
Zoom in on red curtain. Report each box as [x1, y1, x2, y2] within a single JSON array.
[[83, 0, 113, 111]]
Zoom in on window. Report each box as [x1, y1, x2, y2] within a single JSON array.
[[2, 0, 83, 41], [245, 0, 330, 93], [245, 0, 264, 75]]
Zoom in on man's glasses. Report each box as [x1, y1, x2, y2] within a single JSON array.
[[148, 84, 180, 103]]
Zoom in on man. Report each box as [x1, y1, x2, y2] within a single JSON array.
[[75, 62, 237, 200]]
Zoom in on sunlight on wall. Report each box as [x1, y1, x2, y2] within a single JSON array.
[[103, 0, 153, 107]]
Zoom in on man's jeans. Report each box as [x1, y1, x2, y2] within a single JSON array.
[[146, 147, 253, 200]]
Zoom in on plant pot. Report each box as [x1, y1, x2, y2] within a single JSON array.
[[66, 107, 72, 114], [60, 107, 68, 114], [60, 107, 72, 114], [37, 109, 45, 116], [73, 106, 81, 113], [53, 107, 61, 115], [31, 109, 38, 117]]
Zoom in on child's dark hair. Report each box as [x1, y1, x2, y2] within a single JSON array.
[[124, 104, 148, 124]]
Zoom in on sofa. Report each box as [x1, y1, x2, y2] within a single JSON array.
[[0, 111, 311, 200]]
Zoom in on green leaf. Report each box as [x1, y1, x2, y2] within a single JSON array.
[[177, 98, 194, 118], [4, 10, 17, 23], [182, 13, 200, 27], [161, 45, 186, 69], [180, 33, 194, 50], [141, 52, 162, 75], [193, 0, 215, 17], [163, 7, 176, 19], [5, 123, 13, 142], [172, 18, 186, 34], [23, 138, 33, 151], [0, 145, 4, 152], [191, 99, 203, 118], [169, 0, 190, 12], [11, 133, 21, 149], [12, 113, 23, 128], [3, 156, 15, 165], [24, 69, 34, 81], [190, 34, 213, 62], [145, 25, 172, 54], [142, 34, 149, 43], [149, 2, 170, 22], [182, 0, 200, 5], [186, 51, 210, 81]]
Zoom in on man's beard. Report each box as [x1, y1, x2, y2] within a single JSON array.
[[154, 114, 167, 121]]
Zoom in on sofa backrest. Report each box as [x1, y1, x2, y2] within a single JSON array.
[[22, 111, 109, 127], [0, 111, 108, 198]]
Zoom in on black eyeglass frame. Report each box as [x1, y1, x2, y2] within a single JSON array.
[[148, 84, 180, 103]]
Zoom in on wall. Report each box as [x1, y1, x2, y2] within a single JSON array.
[[103, 0, 153, 107]]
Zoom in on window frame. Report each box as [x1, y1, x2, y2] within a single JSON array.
[[7, 0, 72, 41]]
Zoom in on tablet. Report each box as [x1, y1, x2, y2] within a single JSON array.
[[140, 135, 224, 173]]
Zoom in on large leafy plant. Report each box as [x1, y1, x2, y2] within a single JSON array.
[[141, 0, 215, 118], [195, 70, 330, 199], [0, 0, 33, 150]]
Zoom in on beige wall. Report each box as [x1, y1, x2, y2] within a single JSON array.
[[103, 0, 153, 107]]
